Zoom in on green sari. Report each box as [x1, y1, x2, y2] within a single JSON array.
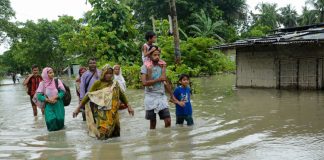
[[37, 90, 65, 131]]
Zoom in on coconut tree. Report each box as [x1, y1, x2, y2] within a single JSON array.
[[279, 5, 298, 28], [251, 3, 280, 30], [298, 6, 318, 25], [307, 0, 324, 22]]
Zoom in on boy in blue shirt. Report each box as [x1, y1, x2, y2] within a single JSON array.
[[172, 74, 194, 126]]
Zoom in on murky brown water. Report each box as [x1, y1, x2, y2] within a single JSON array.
[[1, 74, 324, 159]]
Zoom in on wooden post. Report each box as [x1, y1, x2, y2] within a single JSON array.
[[169, 0, 181, 64], [151, 16, 156, 33], [168, 15, 173, 33]]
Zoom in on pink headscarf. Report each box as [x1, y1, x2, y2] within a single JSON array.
[[36, 67, 65, 98]]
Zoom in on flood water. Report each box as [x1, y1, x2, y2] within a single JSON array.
[[1, 74, 324, 159]]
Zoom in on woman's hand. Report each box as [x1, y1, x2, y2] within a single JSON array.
[[127, 105, 134, 116], [73, 105, 81, 118], [46, 98, 55, 104], [49, 96, 58, 104]]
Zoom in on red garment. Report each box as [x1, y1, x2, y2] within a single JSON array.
[[27, 75, 43, 96]]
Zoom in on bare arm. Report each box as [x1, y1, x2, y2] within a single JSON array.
[[143, 45, 156, 57], [141, 73, 164, 86], [23, 75, 33, 86]]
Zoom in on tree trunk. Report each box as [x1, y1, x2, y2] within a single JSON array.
[[169, 0, 181, 64]]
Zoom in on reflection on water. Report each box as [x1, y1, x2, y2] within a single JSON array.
[[1, 75, 324, 159]]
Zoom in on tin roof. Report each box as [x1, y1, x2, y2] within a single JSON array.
[[214, 24, 324, 49]]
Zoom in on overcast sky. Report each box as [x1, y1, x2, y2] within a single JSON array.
[[0, 0, 309, 54], [246, 0, 306, 14]]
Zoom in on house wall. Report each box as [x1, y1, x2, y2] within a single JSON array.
[[236, 46, 277, 88], [236, 44, 324, 89]]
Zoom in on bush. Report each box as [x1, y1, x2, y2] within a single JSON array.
[[122, 64, 142, 89], [94, 36, 235, 91], [158, 36, 234, 75]]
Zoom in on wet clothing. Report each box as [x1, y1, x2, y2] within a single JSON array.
[[173, 86, 194, 126], [176, 115, 194, 126], [141, 65, 169, 113], [27, 75, 43, 97], [141, 65, 165, 95], [37, 90, 65, 131], [173, 86, 192, 116], [80, 66, 128, 140], [30, 96, 36, 106], [27, 75, 43, 107], [36, 67, 66, 131], [145, 108, 171, 120]]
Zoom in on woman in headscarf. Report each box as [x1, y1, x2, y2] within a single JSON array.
[[73, 64, 134, 140], [113, 65, 126, 92], [113, 65, 128, 110], [36, 67, 66, 131]]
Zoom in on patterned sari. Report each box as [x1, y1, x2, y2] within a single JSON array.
[[80, 67, 128, 140]]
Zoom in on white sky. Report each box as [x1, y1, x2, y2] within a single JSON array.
[[246, 0, 306, 14], [0, 0, 309, 54], [10, 0, 92, 22]]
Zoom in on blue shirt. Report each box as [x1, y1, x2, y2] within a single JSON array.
[[173, 86, 192, 116]]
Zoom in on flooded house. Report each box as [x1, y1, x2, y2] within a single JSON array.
[[217, 24, 324, 90]]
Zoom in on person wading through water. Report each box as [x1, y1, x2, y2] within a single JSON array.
[[79, 58, 101, 121], [23, 65, 44, 116], [141, 48, 173, 129]]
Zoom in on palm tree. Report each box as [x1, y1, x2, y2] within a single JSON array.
[[252, 3, 280, 30], [279, 5, 298, 28], [307, 0, 324, 22], [298, 6, 318, 25], [188, 9, 224, 41]]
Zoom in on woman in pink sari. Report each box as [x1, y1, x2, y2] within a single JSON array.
[[35, 67, 66, 131]]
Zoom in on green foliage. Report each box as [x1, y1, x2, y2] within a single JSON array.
[[189, 9, 224, 41], [158, 36, 235, 75], [129, 0, 247, 38], [154, 19, 171, 37], [307, 0, 324, 22], [298, 6, 319, 25], [122, 64, 142, 89], [241, 25, 272, 38], [0, 0, 14, 20], [251, 3, 280, 30], [65, 0, 140, 64], [0, 0, 15, 43], [279, 5, 298, 28], [2, 16, 80, 74], [0, 55, 8, 81]]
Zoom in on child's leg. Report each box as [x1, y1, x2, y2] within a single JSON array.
[[145, 60, 153, 83], [147, 66, 153, 80], [185, 115, 194, 126], [176, 116, 185, 126]]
